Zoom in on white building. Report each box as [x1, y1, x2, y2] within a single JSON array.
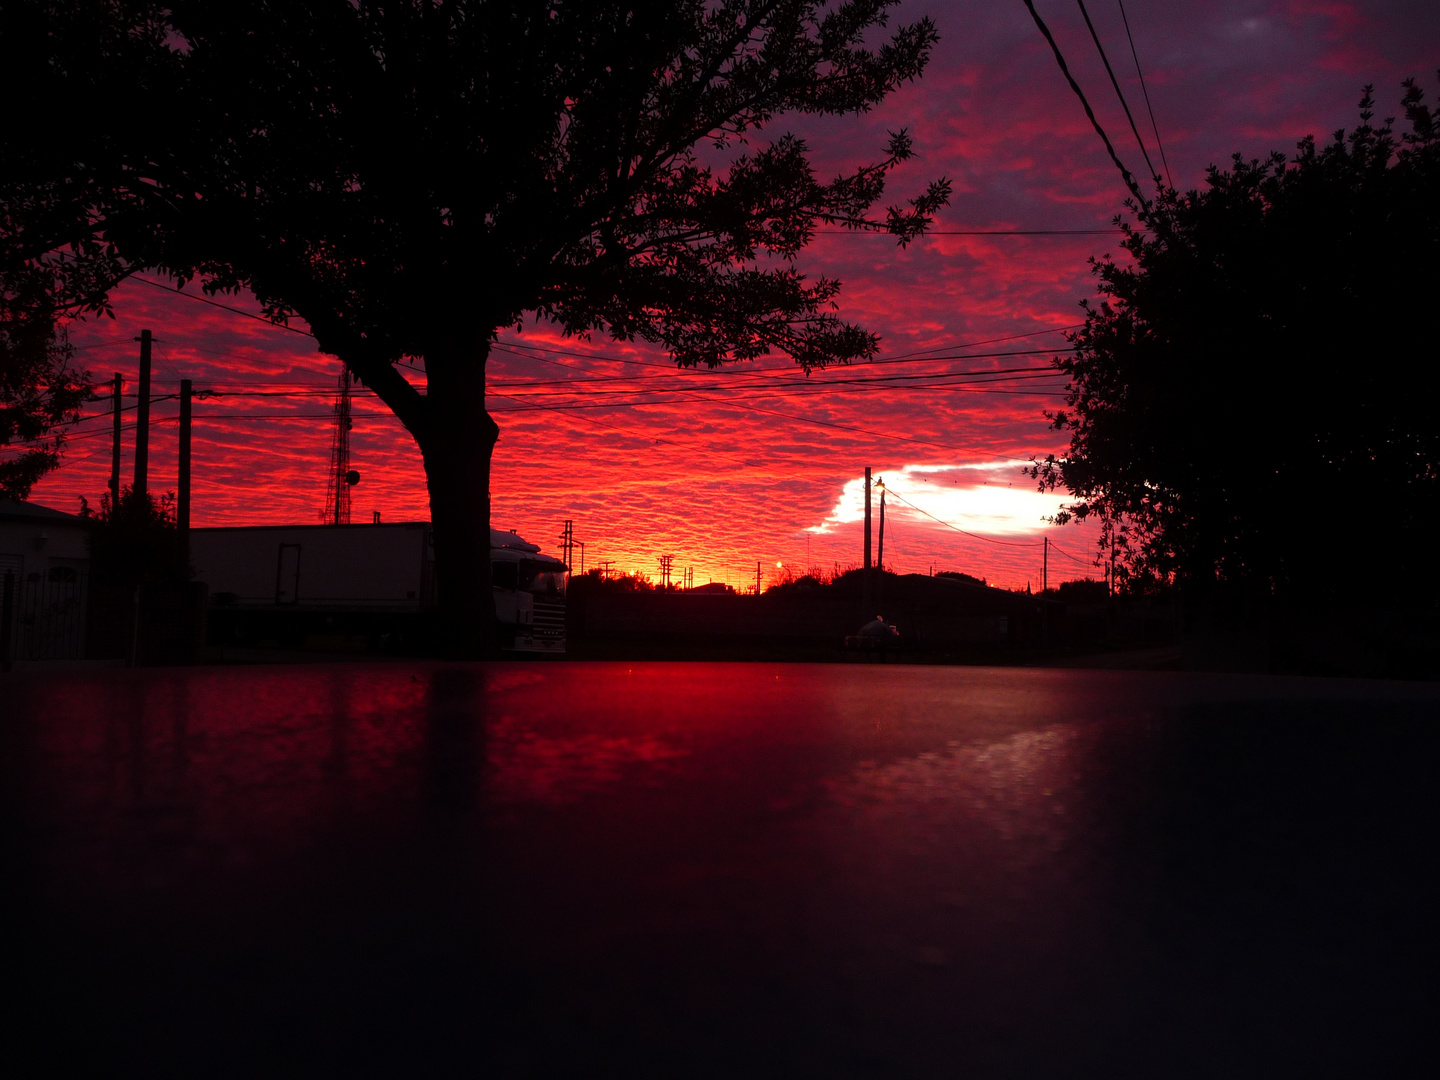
[[0, 499, 91, 663]]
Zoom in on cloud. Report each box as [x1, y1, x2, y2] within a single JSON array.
[[808, 462, 1071, 537], [26, 2, 1438, 590]]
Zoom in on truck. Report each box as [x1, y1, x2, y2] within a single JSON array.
[[192, 521, 567, 654]]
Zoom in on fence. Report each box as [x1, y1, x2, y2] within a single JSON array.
[[0, 558, 89, 664]]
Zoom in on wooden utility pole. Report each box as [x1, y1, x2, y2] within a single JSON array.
[[178, 379, 192, 562], [862, 466, 873, 615], [876, 479, 886, 571], [560, 520, 575, 585], [1043, 536, 1048, 594], [133, 330, 152, 498], [876, 478, 886, 616], [109, 372, 123, 504]]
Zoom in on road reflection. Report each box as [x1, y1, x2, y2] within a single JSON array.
[[4, 663, 1436, 1075]]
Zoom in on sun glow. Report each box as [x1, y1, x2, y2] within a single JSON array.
[[808, 462, 1073, 537]]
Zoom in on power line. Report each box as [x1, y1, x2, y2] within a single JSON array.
[[1021, 0, 1148, 206], [876, 324, 1082, 362], [484, 363, 1063, 397], [68, 337, 137, 351], [1045, 537, 1094, 564], [130, 276, 317, 337], [488, 387, 991, 456], [1116, 0, 1173, 188], [1075, 0, 1159, 182], [818, 227, 1117, 236], [486, 349, 1071, 388], [880, 487, 1041, 547]]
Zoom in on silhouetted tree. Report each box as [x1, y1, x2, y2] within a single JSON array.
[[79, 485, 185, 587], [0, 266, 90, 499], [0, 0, 949, 653], [569, 568, 656, 594], [1035, 79, 1440, 607]]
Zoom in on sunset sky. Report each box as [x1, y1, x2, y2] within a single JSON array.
[[31, 1, 1440, 592]]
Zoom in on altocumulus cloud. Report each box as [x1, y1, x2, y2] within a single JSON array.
[[808, 462, 1070, 537]]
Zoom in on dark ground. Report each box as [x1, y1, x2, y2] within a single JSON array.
[[3, 662, 1436, 1076]]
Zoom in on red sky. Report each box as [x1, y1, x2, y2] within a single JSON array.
[[31, 1, 1440, 591]]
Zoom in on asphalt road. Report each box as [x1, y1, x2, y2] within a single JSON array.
[[4, 663, 1436, 1076]]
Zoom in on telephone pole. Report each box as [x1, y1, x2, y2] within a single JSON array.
[[755, 560, 761, 596], [658, 554, 674, 590], [133, 329, 152, 498], [876, 477, 887, 616], [1043, 535, 1048, 594], [876, 477, 886, 571], [178, 379, 192, 564], [559, 520, 575, 583], [109, 372, 123, 504], [862, 466, 873, 615]]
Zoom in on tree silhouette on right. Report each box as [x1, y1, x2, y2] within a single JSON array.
[[1035, 78, 1440, 607]]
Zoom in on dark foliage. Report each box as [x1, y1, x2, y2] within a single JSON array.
[[935, 569, 987, 587], [569, 567, 656, 593], [1053, 578, 1107, 605], [0, 0, 949, 650], [1035, 79, 1440, 605], [0, 266, 91, 499], [79, 485, 185, 586]]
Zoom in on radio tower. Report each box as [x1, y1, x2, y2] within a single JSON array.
[[322, 368, 353, 525]]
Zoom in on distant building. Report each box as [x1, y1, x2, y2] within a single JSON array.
[[0, 499, 91, 662]]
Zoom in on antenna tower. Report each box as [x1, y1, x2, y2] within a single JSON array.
[[322, 368, 353, 525]]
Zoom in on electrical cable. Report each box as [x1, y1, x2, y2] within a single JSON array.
[[1075, 0, 1158, 182], [488, 388, 992, 456], [130, 276, 317, 337], [818, 228, 1117, 235], [879, 487, 1041, 547], [1116, 0, 1173, 188], [1021, 0, 1148, 206], [1045, 538, 1094, 564]]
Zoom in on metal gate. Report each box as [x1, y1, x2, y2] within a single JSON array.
[[7, 558, 89, 661]]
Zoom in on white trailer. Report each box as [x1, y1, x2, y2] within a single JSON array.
[[192, 522, 566, 653]]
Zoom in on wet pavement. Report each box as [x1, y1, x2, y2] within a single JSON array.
[[3, 663, 1437, 1076]]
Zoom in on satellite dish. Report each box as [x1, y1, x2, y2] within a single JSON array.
[[345, 470, 361, 486]]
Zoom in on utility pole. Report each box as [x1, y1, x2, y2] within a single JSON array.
[[178, 379, 192, 564], [862, 466, 873, 616], [133, 329, 152, 498], [658, 554, 674, 590], [109, 372, 123, 505], [755, 560, 761, 596], [557, 520, 575, 586], [875, 477, 887, 616], [576, 541, 585, 577], [1043, 536, 1048, 594], [876, 478, 886, 571]]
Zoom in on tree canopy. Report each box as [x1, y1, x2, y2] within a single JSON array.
[[0, 265, 89, 500], [1036, 79, 1440, 605], [1, 0, 949, 649]]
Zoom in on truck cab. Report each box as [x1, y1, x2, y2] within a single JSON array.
[[490, 528, 567, 654]]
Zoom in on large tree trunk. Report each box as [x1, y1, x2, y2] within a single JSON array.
[[417, 337, 499, 658]]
